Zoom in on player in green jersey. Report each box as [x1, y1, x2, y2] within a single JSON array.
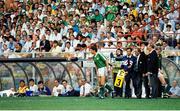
[[90, 46, 109, 99]]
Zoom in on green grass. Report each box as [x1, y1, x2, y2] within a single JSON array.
[[0, 97, 180, 110]]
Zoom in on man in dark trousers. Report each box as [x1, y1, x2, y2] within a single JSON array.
[[111, 48, 124, 97], [122, 48, 137, 98], [134, 47, 150, 99], [147, 44, 159, 98]]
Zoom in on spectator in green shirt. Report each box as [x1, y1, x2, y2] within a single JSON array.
[[92, 9, 104, 22], [105, 1, 118, 21]]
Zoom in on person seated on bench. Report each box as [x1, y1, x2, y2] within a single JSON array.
[[15, 80, 29, 97], [26, 79, 38, 96], [80, 79, 92, 97], [59, 80, 74, 96], [38, 81, 51, 96], [52, 79, 63, 97], [168, 80, 180, 98]]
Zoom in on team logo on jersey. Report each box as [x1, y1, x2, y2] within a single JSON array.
[[123, 60, 133, 66]]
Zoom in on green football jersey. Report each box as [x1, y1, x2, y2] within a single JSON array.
[[93, 53, 107, 69]]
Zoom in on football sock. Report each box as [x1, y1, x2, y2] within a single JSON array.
[[105, 83, 113, 92]]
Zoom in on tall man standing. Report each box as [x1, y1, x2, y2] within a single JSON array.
[[90, 46, 109, 99], [122, 48, 137, 98], [134, 47, 150, 98], [147, 44, 159, 98]]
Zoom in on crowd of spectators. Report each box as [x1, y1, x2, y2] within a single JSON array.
[[0, 0, 179, 57]]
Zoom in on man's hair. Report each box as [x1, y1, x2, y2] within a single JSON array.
[[29, 79, 34, 82], [62, 80, 67, 83], [127, 47, 132, 51], [95, 9, 99, 12], [138, 48, 142, 53], [166, 25, 171, 28], [38, 81, 43, 84], [117, 48, 123, 53], [82, 44, 87, 48], [53, 40, 58, 44], [54, 79, 59, 83], [173, 80, 178, 84], [148, 43, 155, 49], [17, 43, 22, 47], [90, 46, 97, 52], [62, 36, 67, 39], [66, 41, 71, 45], [81, 79, 86, 82], [19, 80, 25, 83]]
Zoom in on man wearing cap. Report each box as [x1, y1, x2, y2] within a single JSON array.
[[138, 4, 143, 13]]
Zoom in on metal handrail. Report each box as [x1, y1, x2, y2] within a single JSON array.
[[162, 57, 180, 70], [0, 63, 16, 91]]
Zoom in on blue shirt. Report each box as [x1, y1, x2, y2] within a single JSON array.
[[122, 55, 137, 72], [73, 25, 79, 33], [169, 86, 180, 96], [38, 86, 51, 95]]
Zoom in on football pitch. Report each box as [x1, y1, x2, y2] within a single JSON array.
[[0, 97, 180, 110]]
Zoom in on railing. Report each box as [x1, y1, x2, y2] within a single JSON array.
[[162, 57, 180, 85], [0, 57, 85, 91]]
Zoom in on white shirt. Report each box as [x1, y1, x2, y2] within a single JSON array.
[[70, 40, 79, 47], [11, 28, 16, 37], [22, 41, 33, 52], [40, 27, 46, 35], [85, 40, 92, 47], [49, 33, 56, 41], [80, 83, 92, 96], [22, 23, 28, 31], [3, 48, 11, 57], [38, 14, 45, 21], [65, 47, 74, 52], [51, 46, 62, 53], [164, 30, 174, 39], [143, 8, 153, 16], [104, 37, 116, 47], [175, 29, 180, 40], [81, 32, 88, 37], [53, 33, 62, 41], [35, 40, 40, 49], [66, 32, 78, 38], [52, 84, 64, 96], [119, 37, 127, 48], [29, 84, 38, 93], [60, 26, 68, 37], [50, 46, 62, 56], [98, 6, 105, 15], [169, 86, 180, 96], [61, 85, 72, 94]]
